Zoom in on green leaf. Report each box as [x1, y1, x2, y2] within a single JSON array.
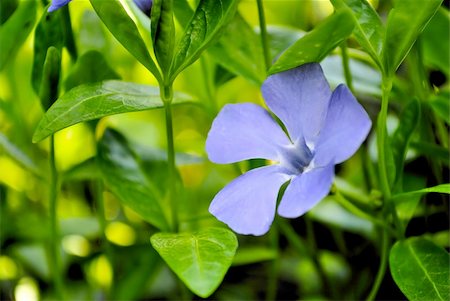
[[78, 11, 108, 53], [391, 99, 420, 190], [429, 90, 450, 124], [269, 10, 354, 74], [390, 237, 450, 301], [0, 0, 36, 70], [151, 227, 238, 298], [89, 0, 161, 81], [382, 0, 442, 74], [391, 183, 450, 201], [0, 133, 40, 176], [394, 174, 426, 231], [208, 13, 266, 85], [32, 7, 64, 94], [330, 0, 383, 68], [64, 50, 120, 91], [61, 158, 99, 182], [32, 80, 194, 142], [0, 0, 18, 24], [422, 8, 450, 75], [169, 0, 238, 82], [232, 247, 277, 266], [97, 129, 170, 231], [411, 141, 450, 166], [151, 0, 175, 73], [39, 46, 61, 110]]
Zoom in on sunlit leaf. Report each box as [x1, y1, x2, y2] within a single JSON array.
[[390, 237, 450, 301], [151, 227, 238, 298], [97, 129, 170, 231], [0, 133, 40, 176], [32, 80, 194, 142], [269, 10, 354, 74], [382, 0, 442, 74]]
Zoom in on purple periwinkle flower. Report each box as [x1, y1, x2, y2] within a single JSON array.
[[48, 0, 71, 12], [133, 0, 153, 15], [206, 63, 372, 236]]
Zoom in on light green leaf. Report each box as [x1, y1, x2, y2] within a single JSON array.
[[429, 90, 450, 124], [392, 183, 450, 201], [208, 13, 265, 85], [97, 129, 170, 231], [269, 10, 354, 74], [151, 0, 175, 73], [78, 11, 108, 53], [232, 247, 277, 266], [0, 0, 36, 70], [169, 0, 238, 82], [89, 0, 161, 81], [0, 133, 40, 176], [382, 0, 442, 74], [151, 228, 238, 298], [32, 80, 194, 142], [394, 174, 426, 231], [390, 237, 450, 301], [330, 0, 383, 68]]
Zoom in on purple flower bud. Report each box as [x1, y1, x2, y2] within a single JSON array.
[[133, 0, 152, 15], [48, 0, 71, 12]]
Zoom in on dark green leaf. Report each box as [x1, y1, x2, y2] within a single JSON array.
[[411, 141, 450, 166], [32, 7, 64, 94], [0, 0, 36, 70], [39, 46, 61, 110], [429, 90, 450, 124], [330, 0, 383, 68], [0, 0, 18, 24], [64, 50, 120, 91], [151, 0, 175, 73], [422, 8, 450, 75], [391, 99, 420, 190], [390, 237, 450, 301], [208, 13, 265, 85], [169, 0, 238, 81], [32, 80, 194, 142], [382, 0, 442, 74], [269, 10, 354, 74], [97, 129, 170, 230], [151, 227, 238, 298], [89, 0, 161, 81]]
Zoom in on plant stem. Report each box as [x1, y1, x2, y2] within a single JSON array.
[[366, 229, 389, 301], [340, 42, 354, 92], [162, 84, 178, 232], [256, 0, 271, 71], [49, 135, 65, 300]]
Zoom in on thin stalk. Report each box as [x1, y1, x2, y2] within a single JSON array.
[[200, 57, 217, 115], [256, 0, 271, 71], [49, 135, 65, 300], [366, 229, 389, 301], [340, 42, 354, 92], [162, 84, 178, 232], [266, 221, 279, 301]]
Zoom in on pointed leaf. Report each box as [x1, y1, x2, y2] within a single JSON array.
[[151, 0, 175, 73], [392, 183, 450, 201], [97, 129, 170, 230], [89, 0, 161, 81], [39, 46, 61, 110], [382, 0, 442, 74], [32, 80, 194, 142], [169, 0, 238, 81], [151, 228, 238, 298], [390, 237, 450, 301]]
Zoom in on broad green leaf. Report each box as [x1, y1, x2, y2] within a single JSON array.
[[97, 129, 170, 231], [429, 90, 450, 124], [32, 7, 64, 94], [232, 247, 277, 266], [422, 8, 450, 75], [39, 46, 61, 110], [269, 10, 354, 74], [391, 99, 420, 189], [382, 0, 442, 74], [390, 237, 450, 301], [89, 0, 161, 81], [169, 0, 238, 82], [64, 50, 120, 91], [208, 13, 265, 85], [32, 80, 194, 142], [0, 133, 40, 176], [330, 0, 383, 68], [391, 183, 450, 201], [151, 0, 175, 73], [151, 227, 238, 298], [0, 0, 36, 70]]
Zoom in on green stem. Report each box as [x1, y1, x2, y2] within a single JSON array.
[[278, 219, 309, 255], [366, 229, 389, 301], [340, 42, 354, 92], [266, 220, 279, 301], [256, 0, 271, 71], [49, 135, 65, 300], [162, 84, 178, 232]]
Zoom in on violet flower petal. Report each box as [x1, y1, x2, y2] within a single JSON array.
[[313, 84, 372, 167], [209, 165, 290, 236], [133, 0, 152, 14], [262, 63, 332, 146], [206, 103, 291, 164], [277, 164, 334, 218], [48, 0, 71, 12]]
